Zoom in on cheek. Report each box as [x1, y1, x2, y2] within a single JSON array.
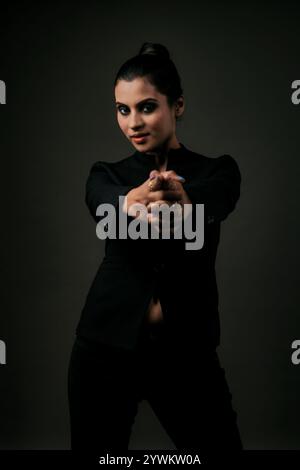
[[147, 112, 166, 131], [117, 116, 126, 133]]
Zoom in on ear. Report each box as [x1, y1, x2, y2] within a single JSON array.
[[175, 96, 185, 117]]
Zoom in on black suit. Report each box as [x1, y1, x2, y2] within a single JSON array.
[[68, 143, 243, 451], [75, 142, 241, 352]]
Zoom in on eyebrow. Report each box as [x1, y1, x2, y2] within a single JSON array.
[[115, 98, 158, 106]]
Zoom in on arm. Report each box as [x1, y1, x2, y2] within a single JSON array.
[[183, 154, 241, 223], [85, 161, 136, 224]]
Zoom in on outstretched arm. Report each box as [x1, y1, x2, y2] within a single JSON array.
[[182, 154, 241, 223], [85, 161, 136, 224]]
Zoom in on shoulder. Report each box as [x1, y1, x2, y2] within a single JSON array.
[[85, 154, 135, 185], [187, 147, 238, 167], [184, 148, 241, 179], [87, 152, 135, 173]]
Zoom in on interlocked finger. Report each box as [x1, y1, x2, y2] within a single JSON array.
[[147, 199, 174, 212], [148, 175, 164, 192]]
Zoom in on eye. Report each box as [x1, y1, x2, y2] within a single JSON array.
[[142, 103, 156, 113], [117, 106, 129, 116], [117, 103, 157, 116]]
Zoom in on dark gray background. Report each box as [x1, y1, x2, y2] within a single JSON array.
[[0, 0, 299, 449]]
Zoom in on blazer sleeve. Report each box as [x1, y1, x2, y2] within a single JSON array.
[[85, 161, 136, 224], [183, 154, 241, 223]]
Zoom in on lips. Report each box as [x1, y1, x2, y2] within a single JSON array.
[[131, 133, 149, 138]]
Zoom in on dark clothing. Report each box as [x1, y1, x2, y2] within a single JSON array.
[[68, 319, 243, 452], [69, 142, 243, 451], [75, 143, 241, 351]]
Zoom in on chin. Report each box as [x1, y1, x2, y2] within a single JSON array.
[[133, 142, 152, 151]]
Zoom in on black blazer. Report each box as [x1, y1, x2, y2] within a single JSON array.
[[75, 143, 241, 351]]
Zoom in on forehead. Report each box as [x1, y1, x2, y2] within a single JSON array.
[[115, 77, 165, 104]]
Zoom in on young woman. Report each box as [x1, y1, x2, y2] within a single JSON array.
[[68, 42, 243, 454]]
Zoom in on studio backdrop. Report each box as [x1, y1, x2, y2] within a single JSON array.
[[0, 0, 300, 450]]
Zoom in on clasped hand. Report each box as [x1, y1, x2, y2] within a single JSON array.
[[125, 170, 192, 230]]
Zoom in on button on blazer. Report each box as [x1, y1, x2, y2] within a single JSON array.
[[76, 143, 241, 351]]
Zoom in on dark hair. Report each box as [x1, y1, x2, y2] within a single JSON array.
[[114, 42, 184, 120]]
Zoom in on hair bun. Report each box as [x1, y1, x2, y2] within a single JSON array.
[[138, 42, 170, 61]]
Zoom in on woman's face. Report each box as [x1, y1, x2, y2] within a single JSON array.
[[115, 76, 183, 154]]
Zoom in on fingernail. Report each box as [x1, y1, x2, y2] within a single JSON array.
[[177, 175, 185, 181]]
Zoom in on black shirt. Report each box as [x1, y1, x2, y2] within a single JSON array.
[[75, 143, 241, 351]]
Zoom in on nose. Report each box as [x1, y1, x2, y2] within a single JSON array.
[[128, 110, 144, 130]]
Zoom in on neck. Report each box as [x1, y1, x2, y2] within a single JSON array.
[[145, 139, 181, 169]]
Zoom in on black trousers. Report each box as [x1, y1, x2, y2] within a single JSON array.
[[67, 319, 243, 452]]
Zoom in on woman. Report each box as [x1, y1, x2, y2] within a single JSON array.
[[68, 42, 243, 453]]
